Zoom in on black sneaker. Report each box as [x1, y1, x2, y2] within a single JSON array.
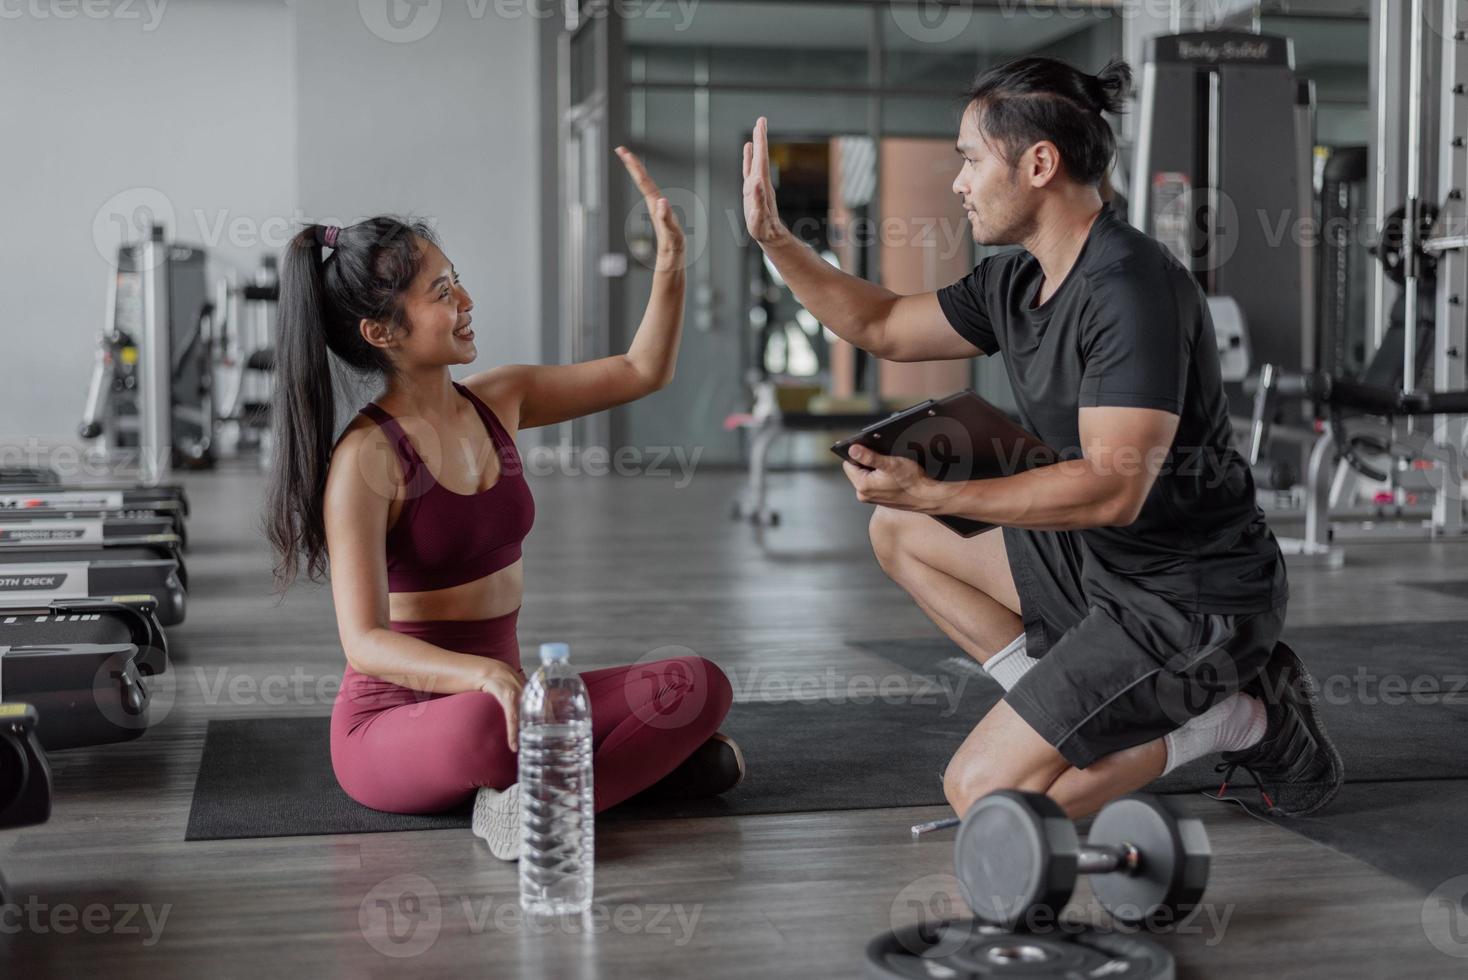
[[1214, 641, 1345, 817], [640, 733, 746, 801]]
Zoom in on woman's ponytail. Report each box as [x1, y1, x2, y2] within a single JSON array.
[[265, 226, 339, 590], [264, 216, 438, 592]]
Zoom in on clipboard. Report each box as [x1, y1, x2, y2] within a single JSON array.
[[830, 389, 1058, 537]]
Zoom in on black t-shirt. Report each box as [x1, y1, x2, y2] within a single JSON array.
[[937, 203, 1287, 615]]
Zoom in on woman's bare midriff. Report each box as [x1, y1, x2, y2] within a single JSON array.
[[387, 559, 524, 622]]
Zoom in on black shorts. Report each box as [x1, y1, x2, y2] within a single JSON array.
[[1001, 526, 1286, 769]]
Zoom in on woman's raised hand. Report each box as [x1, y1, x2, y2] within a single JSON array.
[[616, 146, 685, 272]]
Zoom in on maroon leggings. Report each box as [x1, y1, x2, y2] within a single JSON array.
[[330, 609, 733, 815]]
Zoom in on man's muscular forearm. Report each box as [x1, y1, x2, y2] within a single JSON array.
[[760, 230, 899, 354], [932, 461, 1142, 531]]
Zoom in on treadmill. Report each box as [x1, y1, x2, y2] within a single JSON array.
[[0, 549, 186, 625], [0, 514, 181, 546], [0, 597, 166, 750], [0, 484, 189, 517], [0, 537, 187, 591], [0, 503, 188, 547]]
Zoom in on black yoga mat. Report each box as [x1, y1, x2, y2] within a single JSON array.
[[186, 694, 983, 841], [1256, 778, 1468, 900], [853, 617, 1468, 790], [187, 620, 1468, 847]]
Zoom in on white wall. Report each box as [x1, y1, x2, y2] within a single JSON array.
[[294, 0, 543, 375], [0, 0, 545, 454], [0, 0, 298, 447]]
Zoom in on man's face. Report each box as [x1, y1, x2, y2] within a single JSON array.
[[951, 103, 1036, 247]]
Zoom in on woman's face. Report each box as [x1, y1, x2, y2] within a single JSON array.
[[384, 238, 477, 368]]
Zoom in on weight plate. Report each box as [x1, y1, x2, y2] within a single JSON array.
[[955, 790, 1079, 929], [1086, 795, 1210, 927], [1376, 204, 1440, 287], [864, 919, 1175, 980]]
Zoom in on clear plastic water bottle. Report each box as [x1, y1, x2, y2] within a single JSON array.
[[518, 642, 594, 915]]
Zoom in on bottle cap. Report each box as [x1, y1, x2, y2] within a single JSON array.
[[539, 642, 570, 664]]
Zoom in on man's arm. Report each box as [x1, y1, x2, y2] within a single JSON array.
[[744, 117, 983, 363], [843, 265, 1190, 528], [931, 407, 1180, 529]]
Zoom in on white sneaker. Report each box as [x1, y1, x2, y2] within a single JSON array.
[[472, 783, 522, 861]]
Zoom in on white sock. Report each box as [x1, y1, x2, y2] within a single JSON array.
[[983, 632, 1040, 692], [1162, 693, 1267, 775]]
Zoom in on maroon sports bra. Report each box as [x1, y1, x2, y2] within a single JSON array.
[[358, 382, 535, 593]]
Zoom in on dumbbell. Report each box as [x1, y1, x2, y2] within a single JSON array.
[[954, 790, 1209, 929]]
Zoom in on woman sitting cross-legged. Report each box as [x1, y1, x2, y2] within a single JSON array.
[[265, 149, 742, 860]]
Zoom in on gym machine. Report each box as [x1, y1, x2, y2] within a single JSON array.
[[0, 636, 153, 751], [211, 256, 279, 467], [0, 468, 59, 487], [0, 482, 189, 517], [79, 224, 216, 482], [0, 704, 52, 907], [0, 504, 186, 549], [0, 549, 186, 626], [0, 464, 190, 622], [0, 597, 167, 676], [0, 513, 181, 547], [1249, 0, 1468, 563], [0, 534, 187, 591], [1130, 30, 1318, 488]]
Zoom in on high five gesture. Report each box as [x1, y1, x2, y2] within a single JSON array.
[[618, 145, 686, 272], [742, 116, 787, 247]]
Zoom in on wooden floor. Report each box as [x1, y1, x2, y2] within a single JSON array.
[[3, 463, 1466, 978]]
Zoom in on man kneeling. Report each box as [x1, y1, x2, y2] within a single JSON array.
[[740, 57, 1343, 820]]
